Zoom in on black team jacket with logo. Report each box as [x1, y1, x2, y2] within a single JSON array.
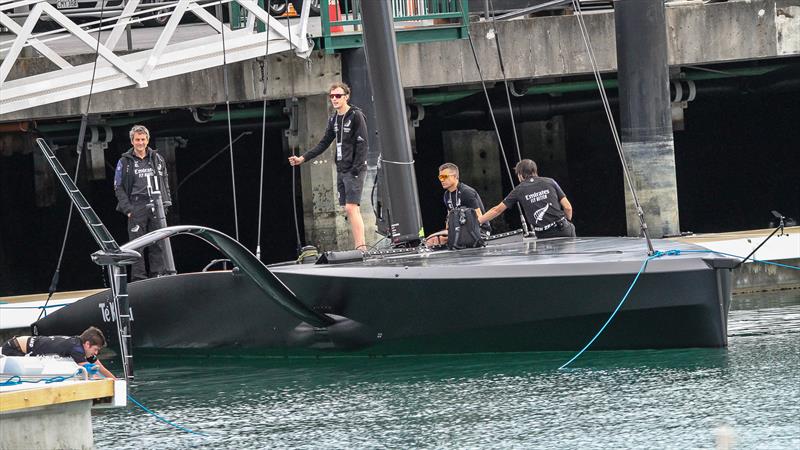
[[114, 147, 171, 215], [301, 106, 368, 175]]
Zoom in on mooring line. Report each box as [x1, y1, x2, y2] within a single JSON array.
[[559, 249, 799, 369], [0, 303, 71, 310], [127, 394, 208, 437]]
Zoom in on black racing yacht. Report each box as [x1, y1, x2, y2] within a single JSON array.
[[33, 2, 735, 369]]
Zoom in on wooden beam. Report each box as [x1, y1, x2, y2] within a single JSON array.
[[0, 379, 114, 413]]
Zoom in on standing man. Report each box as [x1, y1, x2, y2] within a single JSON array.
[[114, 125, 172, 281], [288, 82, 369, 250], [480, 159, 575, 238], [425, 162, 491, 247]]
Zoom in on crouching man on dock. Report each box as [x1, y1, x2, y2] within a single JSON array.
[[0, 326, 116, 379], [480, 159, 575, 238]]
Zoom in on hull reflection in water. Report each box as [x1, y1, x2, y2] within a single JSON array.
[[35, 234, 734, 356]]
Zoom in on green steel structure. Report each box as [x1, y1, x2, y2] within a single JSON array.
[[319, 0, 469, 52]]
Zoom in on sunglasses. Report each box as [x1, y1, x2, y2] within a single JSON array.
[[329, 93, 346, 99], [438, 174, 453, 181]]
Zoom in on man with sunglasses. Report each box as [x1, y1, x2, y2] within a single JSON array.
[[288, 82, 369, 250], [425, 162, 491, 247]]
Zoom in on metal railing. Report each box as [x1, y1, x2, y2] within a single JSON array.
[[319, 0, 469, 52]]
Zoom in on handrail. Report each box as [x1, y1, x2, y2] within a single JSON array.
[[319, 0, 470, 52]]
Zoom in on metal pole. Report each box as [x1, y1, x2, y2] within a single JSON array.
[[148, 175, 176, 275], [360, 0, 424, 245]]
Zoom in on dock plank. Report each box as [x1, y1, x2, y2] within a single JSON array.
[[0, 379, 114, 413]]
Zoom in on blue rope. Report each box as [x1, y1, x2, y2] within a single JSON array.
[[559, 253, 658, 370], [0, 375, 22, 386], [0, 371, 80, 386], [0, 303, 71, 310], [559, 247, 800, 369], [127, 394, 208, 437]]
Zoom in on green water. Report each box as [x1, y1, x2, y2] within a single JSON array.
[[93, 291, 799, 449]]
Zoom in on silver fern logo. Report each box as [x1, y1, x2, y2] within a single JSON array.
[[533, 204, 550, 223]]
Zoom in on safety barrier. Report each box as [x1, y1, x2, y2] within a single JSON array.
[[319, 0, 470, 52]]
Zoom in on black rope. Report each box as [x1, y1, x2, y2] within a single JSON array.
[[488, 0, 523, 163], [733, 212, 786, 269], [286, 12, 302, 253], [570, 0, 654, 254], [219, 4, 240, 241], [38, 2, 106, 321], [175, 132, 252, 193], [466, 28, 530, 235], [256, 8, 272, 261]]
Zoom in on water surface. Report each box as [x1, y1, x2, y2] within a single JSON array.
[[93, 291, 800, 449]]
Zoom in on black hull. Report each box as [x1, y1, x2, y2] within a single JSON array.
[[35, 237, 733, 356]]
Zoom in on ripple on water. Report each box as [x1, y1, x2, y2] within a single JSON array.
[[94, 291, 800, 449]]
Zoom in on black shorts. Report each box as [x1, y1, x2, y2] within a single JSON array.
[[337, 168, 367, 206], [0, 337, 26, 356], [536, 219, 576, 238]]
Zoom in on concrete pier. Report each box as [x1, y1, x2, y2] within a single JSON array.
[[0, 379, 120, 450]]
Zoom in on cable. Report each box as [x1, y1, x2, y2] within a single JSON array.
[[466, 27, 530, 234], [286, 12, 302, 253], [488, 0, 522, 163], [175, 132, 252, 193], [256, 10, 272, 261], [559, 247, 800, 369], [219, 5, 240, 241], [128, 394, 208, 436], [570, 0, 654, 254], [38, 1, 106, 321]]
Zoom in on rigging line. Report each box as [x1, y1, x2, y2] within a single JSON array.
[[466, 28, 530, 234], [220, 4, 240, 241], [570, 0, 654, 254], [175, 132, 251, 192], [488, 0, 522, 163], [286, 12, 302, 252], [256, 11, 272, 261], [39, 2, 106, 321]]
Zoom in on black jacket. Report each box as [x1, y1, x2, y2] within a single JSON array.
[[302, 106, 368, 174], [113, 147, 171, 215]]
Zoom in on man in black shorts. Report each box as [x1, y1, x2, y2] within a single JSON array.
[[425, 162, 491, 247], [288, 82, 369, 250], [1, 326, 116, 379], [480, 159, 575, 238]]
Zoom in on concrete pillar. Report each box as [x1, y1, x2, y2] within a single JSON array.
[[289, 94, 350, 251], [1, 401, 94, 449], [519, 116, 568, 184], [442, 130, 505, 230], [615, 0, 680, 237]]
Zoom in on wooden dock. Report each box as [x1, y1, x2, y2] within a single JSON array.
[[0, 378, 125, 449], [676, 226, 800, 293]]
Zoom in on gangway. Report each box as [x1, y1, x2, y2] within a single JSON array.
[[0, 0, 314, 115]]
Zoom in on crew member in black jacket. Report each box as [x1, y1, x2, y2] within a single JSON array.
[[114, 125, 172, 280], [288, 82, 369, 250]]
